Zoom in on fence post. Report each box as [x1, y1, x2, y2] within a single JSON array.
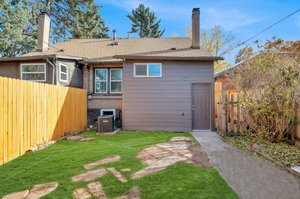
[[230, 94, 235, 132], [237, 94, 240, 133]]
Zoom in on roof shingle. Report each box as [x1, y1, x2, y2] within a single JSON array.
[[24, 38, 222, 62]]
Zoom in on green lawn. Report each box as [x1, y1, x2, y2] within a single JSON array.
[[0, 131, 238, 199]]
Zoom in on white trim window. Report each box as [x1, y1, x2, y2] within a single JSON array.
[[20, 63, 46, 82], [134, 63, 162, 77], [59, 63, 68, 82], [110, 68, 122, 93], [95, 69, 108, 93]]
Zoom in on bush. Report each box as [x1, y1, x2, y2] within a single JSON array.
[[233, 52, 300, 142]]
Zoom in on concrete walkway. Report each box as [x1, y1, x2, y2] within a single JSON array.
[[192, 131, 300, 199]]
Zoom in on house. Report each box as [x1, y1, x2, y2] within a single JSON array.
[[0, 8, 222, 132]]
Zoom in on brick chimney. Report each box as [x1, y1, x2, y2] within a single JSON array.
[[37, 12, 50, 52], [192, 8, 200, 49]]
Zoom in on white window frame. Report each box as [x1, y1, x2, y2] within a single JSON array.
[[59, 63, 68, 82], [100, 109, 116, 119], [95, 68, 108, 94], [133, 63, 162, 77], [20, 63, 47, 82], [110, 68, 122, 94]]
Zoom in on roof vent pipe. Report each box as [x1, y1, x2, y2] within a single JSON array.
[[112, 29, 117, 40], [191, 8, 200, 49]]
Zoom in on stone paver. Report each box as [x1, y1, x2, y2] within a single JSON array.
[[27, 182, 59, 199], [114, 186, 140, 199], [192, 131, 300, 199], [72, 169, 107, 182], [73, 188, 91, 199], [121, 168, 131, 172], [87, 182, 107, 199], [67, 136, 95, 142], [107, 167, 127, 183], [131, 137, 210, 179], [2, 190, 29, 199], [84, 156, 120, 170], [170, 137, 193, 142]]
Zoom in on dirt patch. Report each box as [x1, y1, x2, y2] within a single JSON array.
[[189, 145, 213, 167]]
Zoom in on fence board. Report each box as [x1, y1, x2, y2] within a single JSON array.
[[0, 77, 87, 165]]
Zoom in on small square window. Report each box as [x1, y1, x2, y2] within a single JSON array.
[[134, 63, 162, 77], [148, 64, 161, 77], [135, 64, 147, 76]]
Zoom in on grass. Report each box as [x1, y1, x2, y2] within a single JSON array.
[[0, 131, 238, 199], [223, 133, 300, 167]]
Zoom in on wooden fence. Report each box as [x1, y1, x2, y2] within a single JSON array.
[[216, 93, 244, 134], [0, 77, 87, 165]]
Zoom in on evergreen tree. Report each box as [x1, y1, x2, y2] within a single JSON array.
[[0, 0, 39, 57], [127, 4, 164, 38], [49, 0, 109, 43], [69, 1, 109, 39], [0, 0, 109, 57]]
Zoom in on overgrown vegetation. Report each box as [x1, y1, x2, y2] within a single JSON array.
[[233, 39, 300, 143], [0, 131, 237, 199], [224, 134, 300, 167]]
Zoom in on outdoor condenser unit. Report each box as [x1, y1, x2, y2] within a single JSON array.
[[98, 115, 115, 133]]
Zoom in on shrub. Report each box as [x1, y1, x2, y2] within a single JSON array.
[[233, 52, 300, 142]]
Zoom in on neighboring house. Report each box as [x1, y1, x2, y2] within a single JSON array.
[[0, 8, 222, 132]]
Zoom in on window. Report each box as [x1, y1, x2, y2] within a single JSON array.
[[95, 69, 108, 93], [134, 63, 162, 77], [59, 64, 68, 82], [110, 69, 122, 93], [21, 63, 46, 82]]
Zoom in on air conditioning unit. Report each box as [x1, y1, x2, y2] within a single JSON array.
[[98, 115, 115, 133]]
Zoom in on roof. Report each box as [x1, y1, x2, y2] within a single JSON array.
[[22, 38, 221, 63], [114, 47, 223, 61], [0, 54, 83, 62]]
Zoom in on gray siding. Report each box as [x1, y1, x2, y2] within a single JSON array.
[[57, 59, 83, 88], [122, 61, 214, 132], [0, 60, 54, 83]]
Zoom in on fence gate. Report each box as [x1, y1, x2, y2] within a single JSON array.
[[216, 93, 244, 135]]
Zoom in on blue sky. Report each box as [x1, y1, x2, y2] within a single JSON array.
[[97, 0, 300, 63]]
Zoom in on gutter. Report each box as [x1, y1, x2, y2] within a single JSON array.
[[113, 55, 224, 61]]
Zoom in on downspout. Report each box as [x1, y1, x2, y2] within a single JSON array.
[[87, 64, 90, 93], [46, 57, 56, 85]]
